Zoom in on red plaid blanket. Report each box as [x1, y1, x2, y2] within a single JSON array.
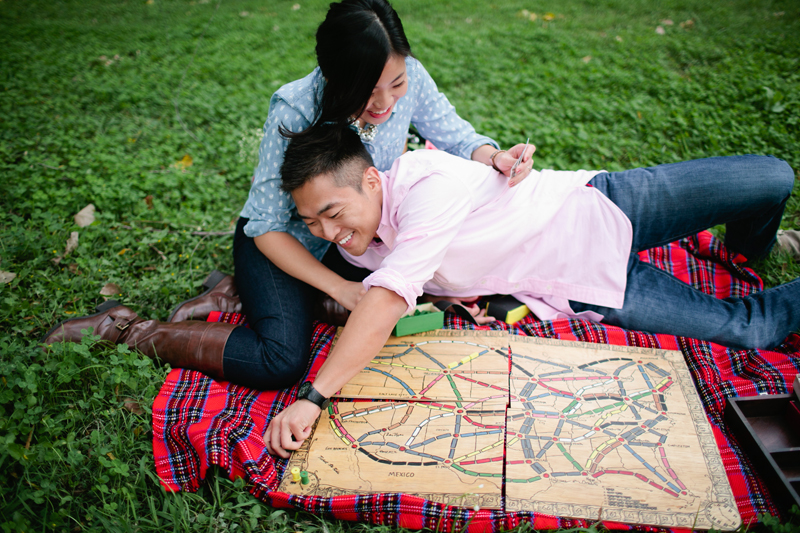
[[152, 231, 799, 531]]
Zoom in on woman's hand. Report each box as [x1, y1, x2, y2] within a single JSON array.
[[263, 399, 322, 458], [331, 280, 367, 311], [495, 143, 536, 187], [419, 295, 496, 325]]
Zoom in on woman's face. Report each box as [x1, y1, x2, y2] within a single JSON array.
[[357, 54, 408, 126]]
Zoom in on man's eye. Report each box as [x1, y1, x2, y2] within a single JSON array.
[[331, 211, 342, 219]]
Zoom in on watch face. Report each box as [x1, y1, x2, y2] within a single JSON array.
[[298, 381, 312, 399]]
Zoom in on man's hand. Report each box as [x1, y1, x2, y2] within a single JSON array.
[[263, 399, 322, 458], [331, 279, 367, 311]]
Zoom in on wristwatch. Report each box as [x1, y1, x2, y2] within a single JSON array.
[[297, 381, 330, 410]]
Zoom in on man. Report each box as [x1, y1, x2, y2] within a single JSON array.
[[264, 125, 798, 457]]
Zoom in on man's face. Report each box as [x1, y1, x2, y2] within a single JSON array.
[[293, 167, 383, 256]]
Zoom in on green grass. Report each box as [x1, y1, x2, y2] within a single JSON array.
[[1, 0, 799, 531]]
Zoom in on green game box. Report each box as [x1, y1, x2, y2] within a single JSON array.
[[392, 303, 444, 337]]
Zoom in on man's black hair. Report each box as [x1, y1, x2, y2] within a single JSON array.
[[281, 125, 375, 194]]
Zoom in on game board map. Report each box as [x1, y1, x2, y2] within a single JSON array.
[[278, 399, 506, 508], [334, 329, 510, 401], [278, 332, 740, 530], [504, 336, 740, 530]]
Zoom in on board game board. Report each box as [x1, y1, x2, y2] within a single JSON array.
[[278, 331, 740, 530]]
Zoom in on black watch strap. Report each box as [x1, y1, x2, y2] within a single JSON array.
[[298, 381, 330, 410]]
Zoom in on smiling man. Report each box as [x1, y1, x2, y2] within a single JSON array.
[[262, 125, 800, 458]]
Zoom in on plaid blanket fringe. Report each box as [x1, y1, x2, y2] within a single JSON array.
[[152, 232, 800, 532]]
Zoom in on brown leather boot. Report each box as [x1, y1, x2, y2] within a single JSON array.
[[42, 300, 237, 380], [168, 270, 242, 323], [313, 294, 351, 326]]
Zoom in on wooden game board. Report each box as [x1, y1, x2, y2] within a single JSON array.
[[278, 331, 740, 530]]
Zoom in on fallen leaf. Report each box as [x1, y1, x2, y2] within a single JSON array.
[[543, 12, 555, 21], [144, 194, 154, 209], [123, 398, 145, 415], [0, 271, 15, 284], [74, 204, 95, 227], [655, 25, 665, 34], [52, 232, 79, 264], [582, 55, 592, 63], [68, 263, 82, 275], [107, 452, 115, 460], [615, 35, 623, 42], [239, 10, 249, 16], [291, 3, 300, 10], [661, 19, 674, 25], [118, 248, 130, 256], [173, 154, 193, 170], [679, 19, 694, 29], [529, 12, 537, 21], [100, 282, 121, 296], [65, 232, 79, 255], [773, 11, 784, 17]]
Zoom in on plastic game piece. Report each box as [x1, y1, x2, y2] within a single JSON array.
[[300, 470, 310, 485], [483, 296, 530, 324], [291, 467, 301, 482]]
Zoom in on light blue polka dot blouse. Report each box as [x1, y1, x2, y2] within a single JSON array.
[[239, 56, 499, 260]]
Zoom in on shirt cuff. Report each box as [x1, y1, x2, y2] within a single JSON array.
[[362, 268, 422, 315], [242, 218, 289, 238], [458, 135, 499, 161]]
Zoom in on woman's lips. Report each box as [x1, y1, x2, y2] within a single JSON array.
[[368, 105, 392, 119]]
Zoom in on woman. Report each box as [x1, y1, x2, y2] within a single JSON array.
[[43, 0, 531, 390]]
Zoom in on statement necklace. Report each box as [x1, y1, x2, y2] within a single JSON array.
[[352, 120, 378, 142]]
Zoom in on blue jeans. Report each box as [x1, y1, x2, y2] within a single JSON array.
[[222, 218, 371, 389], [571, 155, 798, 349]]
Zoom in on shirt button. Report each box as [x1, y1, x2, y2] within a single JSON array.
[[546, 284, 552, 291]]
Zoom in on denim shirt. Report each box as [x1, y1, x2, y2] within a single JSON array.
[[239, 56, 499, 260]]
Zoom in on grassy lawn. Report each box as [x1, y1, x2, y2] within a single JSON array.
[[1, 0, 799, 530]]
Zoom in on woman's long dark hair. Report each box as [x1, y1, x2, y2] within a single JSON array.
[[279, 0, 412, 141]]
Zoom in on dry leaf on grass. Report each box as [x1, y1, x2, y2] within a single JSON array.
[[52, 232, 79, 264], [123, 398, 145, 415], [100, 282, 121, 296], [0, 271, 16, 284], [74, 204, 95, 227], [172, 154, 193, 170], [655, 26, 665, 34]]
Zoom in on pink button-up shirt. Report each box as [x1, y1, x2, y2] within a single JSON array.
[[340, 150, 632, 322]]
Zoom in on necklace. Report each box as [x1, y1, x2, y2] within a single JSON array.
[[352, 120, 378, 142]]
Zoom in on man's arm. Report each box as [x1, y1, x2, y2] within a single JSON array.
[[255, 231, 365, 311], [263, 286, 407, 458]]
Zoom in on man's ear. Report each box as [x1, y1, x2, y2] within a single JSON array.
[[362, 166, 382, 193]]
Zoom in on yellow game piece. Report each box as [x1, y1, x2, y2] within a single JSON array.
[[291, 467, 301, 482]]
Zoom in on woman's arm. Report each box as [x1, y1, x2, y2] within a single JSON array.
[[471, 143, 536, 187], [406, 59, 534, 184], [263, 286, 407, 458], [255, 231, 365, 311]]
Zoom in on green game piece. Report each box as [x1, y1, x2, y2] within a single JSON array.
[[300, 470, 310, 485]]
